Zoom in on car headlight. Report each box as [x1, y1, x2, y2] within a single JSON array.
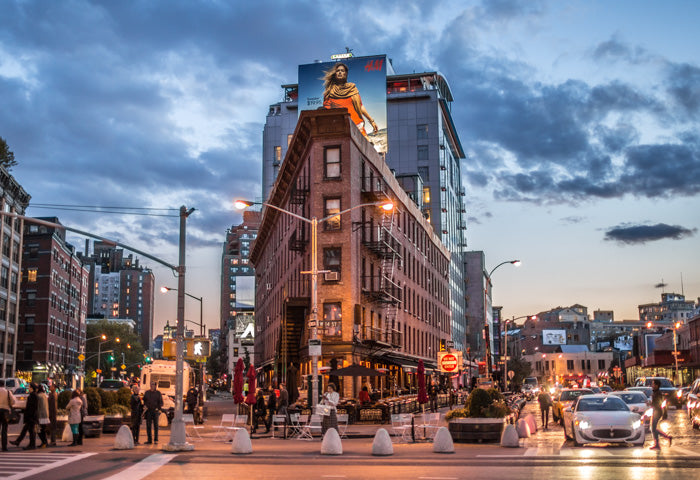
[[576, 419, 591, 430], [644, 408, 653, 418], [632, 419, 642, 430]]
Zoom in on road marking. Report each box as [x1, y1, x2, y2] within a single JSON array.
[[3, 452, 97, 480], [523, 448, 538, 456], [418, 477, 458, 480], [673, 447, 699, 457], [559, 449, 574, 456], [102, 453, 176, 480]]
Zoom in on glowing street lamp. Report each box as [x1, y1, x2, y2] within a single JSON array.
[[235, 198, 393, 407]]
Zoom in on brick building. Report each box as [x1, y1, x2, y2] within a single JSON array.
[[250, 109, 451, 398]]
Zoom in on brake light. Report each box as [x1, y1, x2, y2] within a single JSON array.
[[676, 390, 682, 399]]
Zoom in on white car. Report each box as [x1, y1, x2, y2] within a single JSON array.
[[11, 387, 28, 410], [609, 390, 651, 429], [562, 394, 645, 446]]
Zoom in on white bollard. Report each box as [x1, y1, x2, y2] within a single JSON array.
[[114, 424, 135, 450], [321, 428, 342, 455], [158, 412, 168, 428], [62, 423, 73, 443], [501, 424, 520, 447], [432, 427, 454, 454], [516, 418, 531, 438], [231, 428, 253, 454], [524, 414, 537, 434], [372, 428, 394, 456]]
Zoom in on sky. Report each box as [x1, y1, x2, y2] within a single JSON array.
[[1, 0, 699, 338]]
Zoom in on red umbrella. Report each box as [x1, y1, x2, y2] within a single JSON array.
[[233, 358, 245, 404], [417, 359, 428, 404], [244, 364, 257, 405]]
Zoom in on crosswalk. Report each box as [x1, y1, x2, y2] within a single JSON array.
[[479, 446, 700, 459], [0, 452, 96, 479]]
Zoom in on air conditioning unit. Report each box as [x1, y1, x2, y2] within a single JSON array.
[[324, 271, 340, 281]]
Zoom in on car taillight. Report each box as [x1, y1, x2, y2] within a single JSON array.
[[676, 390, 682, 399]]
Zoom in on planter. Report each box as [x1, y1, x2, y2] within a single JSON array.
[[55, 415, 68, 433], [103, 414, 129, 433], [448, 417, 507, 443], [82, 415, 105, 438]]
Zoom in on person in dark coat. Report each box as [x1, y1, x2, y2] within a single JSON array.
[[265, 386, 277, 433], [650, 379, 673, 450], [47, 384, 58, 446], [537, 389, 553, 430], [186, 386, 199, 417], [130, 386, 144, 444], [11, 383, 39, 449], [143, 382, 163, 444], [251, 389, 266, 434], [428, 379, 439, 413], [277, 383, 289, 416]]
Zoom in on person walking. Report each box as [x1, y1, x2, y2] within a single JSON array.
[[0, 380, 15, 451], [47, 384, 58, 446], [277, 383, 289, 417], [36, 385, 50, 448], [11, 383, 39, 449], [186, 385, 198, 415], [143, 382, 163, 444], [650, 378, 673, 450], [130, 386, 143, 444], [251, 389, 266, 434], [428, 379, 439, 413], [538, 389, 553, 430], [66, 390, 83, 447], [320, 383, 339, 435], [265, 385, 277, 434], [77, 388, 88, 445]]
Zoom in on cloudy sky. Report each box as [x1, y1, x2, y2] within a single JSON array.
[[2, 0, 698, 336]]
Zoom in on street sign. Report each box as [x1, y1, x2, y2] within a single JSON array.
[[96, 369, 102, 374], [309, 339, 322, 357], [438, 351, 460, 373], [508, 370, 515, 379], [121, 364, 126, 370], [78, 354, 85, 362], [110, 367, 117, 371]]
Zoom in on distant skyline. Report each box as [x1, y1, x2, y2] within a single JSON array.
[[1, 0, 698, 338]]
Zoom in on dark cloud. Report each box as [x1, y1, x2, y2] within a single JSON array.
[[604, 223, 697, 245], [666, 62, 700, 118], [591, 37, 653, 64]]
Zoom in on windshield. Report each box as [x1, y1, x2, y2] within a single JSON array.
[[151, 374, 176, 390], [561, 390, 591, 401], [613, 393, 647, 404], [577, 397, 628, 412]]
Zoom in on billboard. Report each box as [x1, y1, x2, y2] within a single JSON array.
[[235, 275, 255, 309], [298, 55, 387, 153], [542, 329, 567, 345]]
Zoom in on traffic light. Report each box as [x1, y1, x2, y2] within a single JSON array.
[[439, 339, 446, 351], [108, 354, 114, 362]]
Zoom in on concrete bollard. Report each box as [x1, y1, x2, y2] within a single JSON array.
[[516, 418, 531, 438], [158, 412, 168, 428], [524, 414, 537, 434], [321, 428, 343, 455], [432, 427, 454, 454], [372, 428, 394, 456], [501, 424, 520, 447], [114, 425, 134, 450], [231, 428, 253, 454]]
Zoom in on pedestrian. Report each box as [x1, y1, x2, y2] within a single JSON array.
[[0, 379, 16, 451], [359, 385, 371, 405], [66, 390, 83, 447], [36, 385, 50, 448], [11, 382, 39, 449], [264, 385, 277, 433], [650, 379, 673, 450], [130, 386, 143, 444], [143, 382, 163, 444], [538, 389, 552, 430], [277, 383, 289, 417], [251, 389, 266, 434], [186, 385, 198, 415], [77, 388, 88, 445], [320, 383, 339, 435], [428, 379, 438, 413], [47, 384, 58, 446]]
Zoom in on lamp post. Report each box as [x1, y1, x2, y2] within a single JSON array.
[[161, 287, 204, 336], [484, 260, 521, 378], [235, 199, 393, 407], [673, 321, 681, 385]]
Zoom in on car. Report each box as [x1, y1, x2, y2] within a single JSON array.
[[634, 377, 679, 407], [676, 386, 690, 406], [99, 379, 128, 391], [0, 378, 27, 390], [599, 385, 613, 393], [552, 388, 594, 424], [609, 390, 652, 429], [627, 386, 653, 401], [687, 378, 700, 429], [11, 387, 28, 410], [562, 394, 645, 446]]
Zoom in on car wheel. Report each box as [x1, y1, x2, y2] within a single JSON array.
[[572, 426, 583, 447], [563, 423, 572, 441]]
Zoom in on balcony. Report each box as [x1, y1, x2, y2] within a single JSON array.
[[361, 177, 388, 202], [362, 226, 402, 260], [361, 275, 402, 305], [360, 326, 403, 348]]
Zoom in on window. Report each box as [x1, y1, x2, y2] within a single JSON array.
[[274, 146, 282, 164], [324, 247, 341, 279], [417, 124, 428, 140], [418, 166, 429, 182], [417, 145, 429, 161], [27, 268, 38, 283], [422, 187, 431, 204], [322, 302, 342, 338], [324, 198, 341, 230], [324, 146, 341, 178], [598, 359, 606, 369], [25, 316, 35, 333], [567, 360, 574, 370]]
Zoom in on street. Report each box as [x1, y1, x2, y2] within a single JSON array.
[[0, 399, 697, 480]]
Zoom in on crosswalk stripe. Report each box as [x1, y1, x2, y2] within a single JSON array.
[[523, 448, 538, 456], [102, 453, 175, 480], [672, 447, 699, 457], [4, 452, 96, 480]]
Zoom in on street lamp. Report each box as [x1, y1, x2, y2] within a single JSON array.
[[235, 198, 393, 408], [673, 321, 681, 385], [161, 286, 204, 336], [484, 259, 521, 377]]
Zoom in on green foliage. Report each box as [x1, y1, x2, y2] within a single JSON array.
[[445, 407, 469, 421], [57, 390, 72, 410], [456, 388, 511, 418], [84, 387, 102, 415], [508, 357, 532, 388], [0, 137, 17, 171], [102, 404, 130, 416], [116, 387, 132, 407], [486, 388, 504, 403], [85, 320, 145, 376], [466, 388, 492, 417], [98, 389, 116, 409]]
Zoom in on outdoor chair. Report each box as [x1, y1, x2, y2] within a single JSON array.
[[183, 413, 204, 441], [336, 413, 349, 438], [390, 413, 412, 443], [213, 414, 237, 441], [417, 412, 441, 440], [288, 413, 303, 438], [298, 414, 322, 440], [271, 414, 287, 438]]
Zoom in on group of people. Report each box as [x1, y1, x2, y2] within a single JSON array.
[[128, 382, 164, 445], [536, 379, 673, 449], [251, 382, 289, 434]]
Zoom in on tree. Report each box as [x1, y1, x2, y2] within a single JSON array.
[[507, 356, 532, 389], [0, 137, 17, 171], [85, 320, 145, 381]]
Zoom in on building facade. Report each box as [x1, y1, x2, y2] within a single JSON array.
[[638, 293, 697, 325], [19, 217, 89, 385], [250, 109, 452, 398], [261, 60, 469, 359], [0, 167, 30, 377]]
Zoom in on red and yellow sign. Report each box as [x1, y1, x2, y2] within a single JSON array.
[[438, 351, 461, 373]]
